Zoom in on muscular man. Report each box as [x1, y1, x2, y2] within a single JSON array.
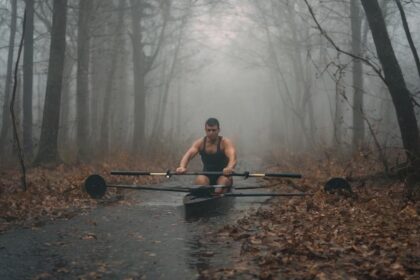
[[176, 118, 237, 191]]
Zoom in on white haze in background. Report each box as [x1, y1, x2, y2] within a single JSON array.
[[158, 2, 279, 159], [155, 0, 420, 160], [0, 0, 419, 163]]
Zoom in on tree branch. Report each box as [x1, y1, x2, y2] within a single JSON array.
[[146, 2, 171, 72], [303, 0, 387, 84], [395, 0, 420, 80], [10, 8, 27, 191]]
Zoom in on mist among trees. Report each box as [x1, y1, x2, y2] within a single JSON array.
[[2, 2, 420, 278], [0, 0, 419, 178]]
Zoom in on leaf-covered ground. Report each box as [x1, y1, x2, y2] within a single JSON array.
[[1, 152, 420, 279], [0, 154, 171, 232], [200, 152, 420, 279]]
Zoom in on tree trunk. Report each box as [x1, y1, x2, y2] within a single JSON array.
[[112, 33, 130, 150], [89, 2, 109, 156], [33, 0, 68, 165], [361, 0, 420, 168], [58, 53, 74, 151], [149, 59, 169, 145], [150, 3, 185, 146], [394, 0, 420, 79], [351, 0, 365, 151], [100, 0, 124, 154], [333, 73, 345, 148], [130, 0, 146, 152], [23, 0, 34, 159], [76, 0, 93, 161], [151, 42, 183, 144], [301, 29, 316, 149], [284, 2, 315, 150], [0, 0, 17, 157]]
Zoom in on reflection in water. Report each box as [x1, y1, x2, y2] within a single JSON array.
[[186, 235, 212, 273], [175, 175, 271, 277], [182, 199, 238, 277], [132, 175, 267, 278], [183, 197, 236, 221], [0, 164, 272, 279]]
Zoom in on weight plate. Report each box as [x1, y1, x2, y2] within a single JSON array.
[[324, 177, 352, 194], [84, 174, 107, 198]]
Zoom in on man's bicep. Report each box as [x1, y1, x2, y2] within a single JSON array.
[[187, 140, 201, 158], [227, 147, 237, 159], [187, 146, 199, 158], [225, 140, 237, 158]]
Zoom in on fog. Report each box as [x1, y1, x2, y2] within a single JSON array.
[[146, 2, 276, 155], [0, 0, 419, 165]]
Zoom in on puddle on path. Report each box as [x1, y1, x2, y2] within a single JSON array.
[[0, 164, 272, 279]]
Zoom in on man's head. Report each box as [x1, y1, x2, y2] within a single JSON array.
[[205, 118, 220, 141]]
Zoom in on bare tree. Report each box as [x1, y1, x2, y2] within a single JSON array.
[[394, 0, 420, 80], [130, 0, 147, 151], [22, 0, 34, 159], [351, 0, 365, 151], [100, 0, 125, 153], [149, 1, 190, 145], [89, 1, 110, 156], [333, 66, 346, 148], [130, 0, 169, 153], [251, 0, 316, 150], [33, 0, 68, 165], [361, 0, 420, 170], [0, 0, 17, 157], [76, 0, 93, 161]]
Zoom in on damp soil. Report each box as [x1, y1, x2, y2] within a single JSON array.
[[0, 175, 270, 280]]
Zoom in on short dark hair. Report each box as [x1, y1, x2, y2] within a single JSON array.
[[205, 117, 220, 128]]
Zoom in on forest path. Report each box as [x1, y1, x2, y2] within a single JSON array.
[[0, 159, 270, 279]]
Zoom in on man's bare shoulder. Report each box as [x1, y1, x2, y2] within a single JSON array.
[[221, 136, 233, 142], [221, 137, 235, 147], [192, 137, 204, 148]]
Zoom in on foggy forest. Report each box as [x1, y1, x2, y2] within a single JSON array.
[[1, 0, 420, 279]]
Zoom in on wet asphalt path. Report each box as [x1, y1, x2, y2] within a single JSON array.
[[0, 165, 270, 279]]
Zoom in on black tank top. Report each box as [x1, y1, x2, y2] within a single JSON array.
[[199, 136, 229, 171]]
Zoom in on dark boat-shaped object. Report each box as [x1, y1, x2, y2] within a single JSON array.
[[183, 185, 234, 216], [84, 172, 308, 218]]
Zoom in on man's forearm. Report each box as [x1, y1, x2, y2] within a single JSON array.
[[226, 158, 236, 169], [179, 154, 190, 168]]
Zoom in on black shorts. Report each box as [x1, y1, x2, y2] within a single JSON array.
[[206, 174, 221, 185], [205, 174, 232, 185]]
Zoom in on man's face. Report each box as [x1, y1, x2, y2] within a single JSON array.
[[205, 124, 220, 141]]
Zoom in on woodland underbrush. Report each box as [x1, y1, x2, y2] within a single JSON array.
[[0, 152, 176, 232], [200, 149, 420, 279]]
